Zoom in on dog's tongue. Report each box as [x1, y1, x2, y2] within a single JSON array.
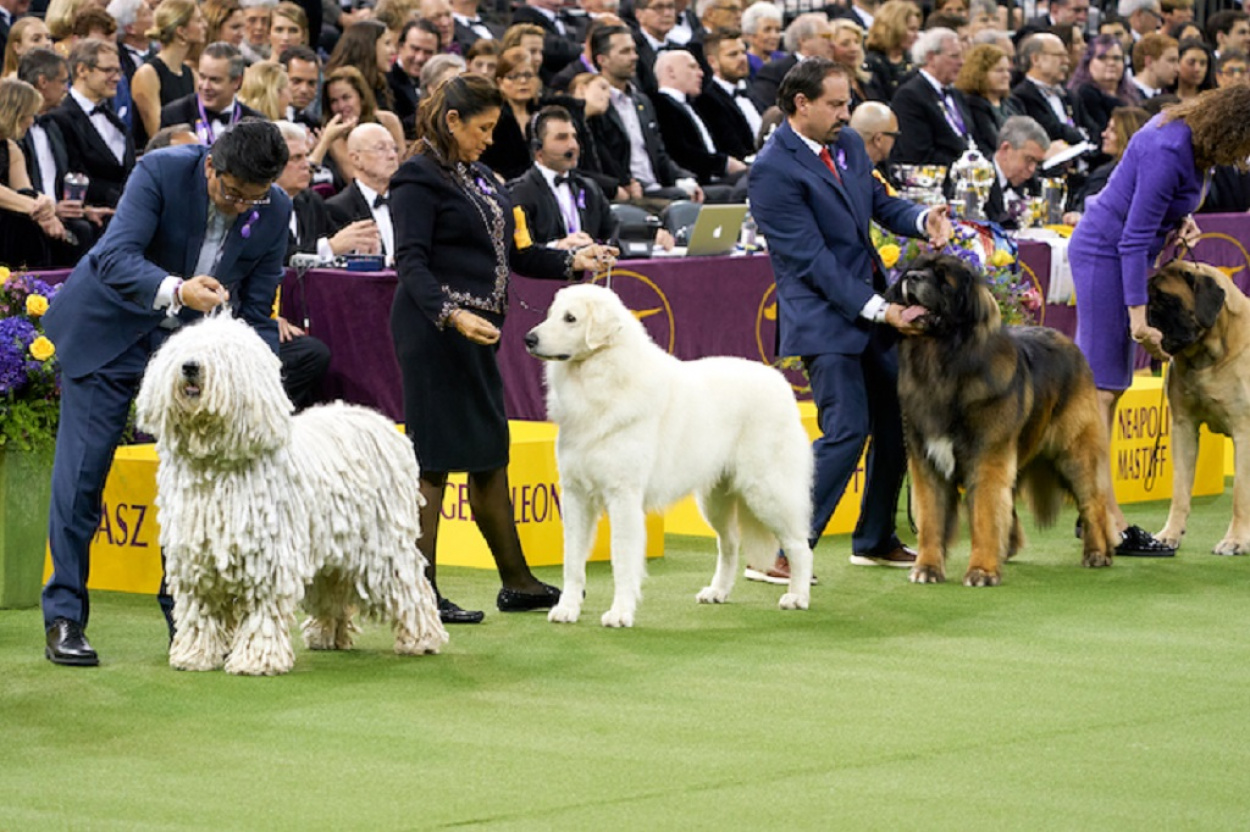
[[899, 305, 926, 324]]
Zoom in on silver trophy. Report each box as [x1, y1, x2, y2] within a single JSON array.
[[948, 147, 995, 222], [891, 164, 948, 206]]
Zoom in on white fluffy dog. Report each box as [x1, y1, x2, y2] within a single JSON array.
[[135, 315, 447, 675], [525, 283, 815, 627]]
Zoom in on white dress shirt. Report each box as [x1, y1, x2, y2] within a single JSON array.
[[356, 179, 395, 265], [69, 87, 126, 164], [26, 123, 59, 203], [536, 162, 581, 237], [453, 12, 495, 40], [712, 75, 762, 138]]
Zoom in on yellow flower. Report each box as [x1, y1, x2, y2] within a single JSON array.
[[991, 249, 1015, 268], [26, 294, 49, 316], [0, 266, 9, 282], [878, 244, 901, 269], [30, 336, 55, 362]]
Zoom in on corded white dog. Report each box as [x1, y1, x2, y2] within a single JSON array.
[[135, 315, 447, 675], [525, 283, 815, 627]]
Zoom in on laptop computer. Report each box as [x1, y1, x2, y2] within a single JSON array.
[[683, 204, 749, 257]]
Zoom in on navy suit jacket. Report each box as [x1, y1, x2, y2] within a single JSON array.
[[43, 145, 291, 379], [748, 121, 926, 357]]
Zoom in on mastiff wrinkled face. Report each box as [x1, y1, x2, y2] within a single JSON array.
[[1148, 260, 1227, 357]]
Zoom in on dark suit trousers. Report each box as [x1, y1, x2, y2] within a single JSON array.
[[803, 333, 907, 553], [43, 334, 155, 629]]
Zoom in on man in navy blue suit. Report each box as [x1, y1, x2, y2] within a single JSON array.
[[40, 120, 292, 666], [748, 58, 951, 575]]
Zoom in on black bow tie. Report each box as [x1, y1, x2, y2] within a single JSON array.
[[373, 193, 389, 208], [553, 174, 571, 188], [90, 103, 113, 117], [733, 86, 750, 98], [204, 108, 227, 122]]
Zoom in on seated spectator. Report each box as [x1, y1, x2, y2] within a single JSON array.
[[111, 0, 156, 84], [954, 41, 1017, 157], [1067, 34, 1138, 142], [652, 48, 747, 188], [568, 70, 625, 198], [390, 19, 440, 136], [326, 122, 399, 264], [161, 42, 264, 141], [466, 37, 501, 75], [1173, 37, 1213, 100], [1050, 21, 1085, 78], [143, 121, 199, 151], [416, 0, 456, 54], [202, 0, 247, 52], [44, 0, 93, 51], [848, 99, 901, 184], [49, 39, 135, 209], [510, 0, 581, 83], [1214, 48, 1248, 88], [2, 19, 52, 79], [480, 46, 540, 181], [508, 104, 616, 247], [419, 52, 466, 92], [1073, 104, 1147, 211], [985, 114, 1049, 227], [548, 17, 614, 91], [327, 20, 399, 111], [740, 1, 781, 81], [1010, 32, 1096, 146], [239, 60, 291, 119], [1206, 9, 1250, 61], [0, 77, 78, 268], [129, 0, 203, 150], [632, 0, 680, 95], [268, 1, 308, 59], [1129, 32, 1179, 100], [500, 22, 546, 74], [319, 65, 405, 186], [863, 0, 922, 103], [830, 18, 874, 107], [694, 26, 761, 162], [749, 12, 831, 112], [452, 0, 504, 53], [278, 45, 321, 124], [889, 27, 976, 168], [239, 0, 274, 64]]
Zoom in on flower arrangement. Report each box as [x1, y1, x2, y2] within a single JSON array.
[[871, 220, 1043, 326], [0, 268, 61, 452]]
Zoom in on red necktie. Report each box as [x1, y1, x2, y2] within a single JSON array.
[[819, 147, 842, 184]]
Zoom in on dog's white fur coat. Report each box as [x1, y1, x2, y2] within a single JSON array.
[[526, 284, 814, 627], [135, 316, 447, 675]]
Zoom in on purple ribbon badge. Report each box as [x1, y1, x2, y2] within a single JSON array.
[[475, 175, 493, 194], [576, 191, 586, 210], [240, 210, 259, 239], [836, 148, 847, 170]]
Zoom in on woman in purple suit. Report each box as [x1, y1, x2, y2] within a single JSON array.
[[1069, 85, 1250, 556]]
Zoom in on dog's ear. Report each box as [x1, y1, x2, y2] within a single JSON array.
[[1191, 270, 1226, 330], [583, 299, 624, 350]]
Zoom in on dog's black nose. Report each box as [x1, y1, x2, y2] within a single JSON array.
[[524, 332, 538, 349], [182, 360, 200, 379]]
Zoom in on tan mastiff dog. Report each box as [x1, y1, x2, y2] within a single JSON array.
[[1148, 259, 1250, 554]]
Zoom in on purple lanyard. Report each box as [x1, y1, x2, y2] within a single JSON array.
[[195, 98, 241, 144]]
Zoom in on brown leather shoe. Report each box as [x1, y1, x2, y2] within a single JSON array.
[[849, 545, 918, 568]]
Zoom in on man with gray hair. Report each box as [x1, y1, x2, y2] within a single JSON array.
[[889, 27, 974, 168], [107, 0, 154, 81], [160, 42, 262, 142], [748, 12, 832, 111], [986, 114, 1049, 227], [1011, 32, 1094, 145], [1118, 0, 1162, 43]]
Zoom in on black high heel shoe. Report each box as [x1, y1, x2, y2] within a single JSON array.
[[496, 582, 561, 612]]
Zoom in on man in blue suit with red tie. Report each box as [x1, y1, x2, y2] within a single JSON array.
[[748, 58, 951, 572], [40, 120, 292, 666]]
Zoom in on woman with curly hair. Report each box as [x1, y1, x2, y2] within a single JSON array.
[[1067, 34, 1139, 139], [326, 20, 398, 111], [1068, 85, 1250, 557], [864, 0, 921, 102], [954, 42, 1018, 156]]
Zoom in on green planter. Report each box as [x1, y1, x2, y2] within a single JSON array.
[[0, 447, 54, 609]]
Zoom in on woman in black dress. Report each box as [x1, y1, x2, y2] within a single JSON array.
[[390, 74, 617, 624]]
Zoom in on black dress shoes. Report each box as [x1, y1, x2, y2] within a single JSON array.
[[45, 618, 99, 666], [497, 582, 562, 612], [438, 597, 485, 624]]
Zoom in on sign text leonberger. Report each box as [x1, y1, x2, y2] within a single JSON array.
[[885, 254, 1116, 586]]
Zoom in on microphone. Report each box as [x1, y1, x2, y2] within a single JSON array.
[[563, 150, 576, 160]]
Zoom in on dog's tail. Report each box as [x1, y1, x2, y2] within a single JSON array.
[[1016, 460, 1068, 529]]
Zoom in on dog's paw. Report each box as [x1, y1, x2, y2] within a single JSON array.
[[169, 654, 224, 672], [778, 592, 808, 610], [962, 568, 1001, 587], [548, 603, 582, 624], [600, 607, 635, 628], [1082, 549, 1113, 568], [1213, 538, 1250, 556], [696, 586, 728, 604], [1156, 526, 1185, 549], [909, 564, 945, 584]]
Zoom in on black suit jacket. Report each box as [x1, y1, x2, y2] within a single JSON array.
[[47, 97, 135, 208], [632, 29, 664, 96], [694, 81, 757, 161], [20, 117, 70, 199], [1009, 79, 1092, 146], [749, 53, 797, 113], [652, 90, 727, 184], [452, 17, 504, 53], [549, 54, 595, 92], [287, 188, 334, 260], [159, 94, 265, 132], [590, 85, 694, 190], [507, 166, 616, 244], [325, 181, 373, 231], [888, 73, 975, 168], [479, 104, 534, 183], [388, 64, 421, 138], [1074, 82, 1124, 140], [964, 94, 1020, 159], [511, 6, 581, 81]]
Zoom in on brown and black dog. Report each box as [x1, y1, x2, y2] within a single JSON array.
[[886, 253, 1116, 586], [1149, 259, 1250, 554]]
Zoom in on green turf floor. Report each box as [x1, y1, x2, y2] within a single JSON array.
[[3, 487, 1250, 830]]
